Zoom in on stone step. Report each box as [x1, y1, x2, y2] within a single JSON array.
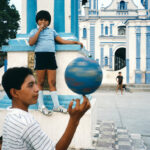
[[126, 84, 150, 92], [92, 121, 147, 150]]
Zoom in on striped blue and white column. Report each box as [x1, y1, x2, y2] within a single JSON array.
[[22, 0, 79, 39], [135, 27, 142, 84], [146, 26, 150, 84]]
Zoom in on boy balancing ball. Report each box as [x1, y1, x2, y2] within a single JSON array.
[[65, 57, 103, 95], [1, 67, 90, 150]]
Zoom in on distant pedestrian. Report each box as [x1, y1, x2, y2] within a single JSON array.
[[116, 72, 123, 95]]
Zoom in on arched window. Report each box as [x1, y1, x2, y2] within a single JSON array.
[[105, 56, 108, 66], [83, 28, 87, 38], [105, 26, 108, 35], [120, 1, 126, 10]]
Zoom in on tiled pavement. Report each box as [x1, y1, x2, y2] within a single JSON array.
[[92, 121, 147, 150]]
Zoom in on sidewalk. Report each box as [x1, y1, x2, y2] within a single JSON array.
[[92, 91, 150, 149]]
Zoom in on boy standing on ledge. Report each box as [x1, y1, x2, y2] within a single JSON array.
[[29, 10, 83, 115], [1, 67, 90, 150]]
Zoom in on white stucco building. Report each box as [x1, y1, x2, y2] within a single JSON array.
[[79, 0, 150, 85]]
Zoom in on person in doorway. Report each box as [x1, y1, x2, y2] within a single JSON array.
[[29, 10, 83, 115], [116, 72, 123, 95], [1, 67, 90, 150]]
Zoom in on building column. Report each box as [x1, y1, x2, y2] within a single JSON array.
[[135, 27, 142, 84], [109, 47, 112, 69], [126, 59, 129, 83], [27, 0, 37, 33], [146, 26, 150, 84], [90, 24, 95, 59], [101, 24, 104, 36], [100, 47, 104, 67], [110, 24, 114, 36]]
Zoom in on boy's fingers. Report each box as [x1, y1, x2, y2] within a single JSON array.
[[81, 96, 88, 110], [75, 99, 80, 108], [68, 100, 74, 112]]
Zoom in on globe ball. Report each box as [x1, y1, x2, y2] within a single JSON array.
[[65, 57, 103, 95]]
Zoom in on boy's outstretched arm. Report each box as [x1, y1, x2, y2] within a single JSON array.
[[55, 36, 83, 48], [55, 96, 91, 150]]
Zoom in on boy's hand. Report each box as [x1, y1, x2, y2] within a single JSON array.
[[68, 96, 91, 124], [76, 41, 83, 48], [38, 24, 45, 32]]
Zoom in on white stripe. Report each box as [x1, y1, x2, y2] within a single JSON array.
[[65, 0, 71, 33]]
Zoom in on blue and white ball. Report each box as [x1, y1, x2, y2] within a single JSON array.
[[65, 57, 103, 95]]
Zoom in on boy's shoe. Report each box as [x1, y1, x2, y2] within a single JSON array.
[[53, 106, 67, 114], [38, 105, 53, 116]]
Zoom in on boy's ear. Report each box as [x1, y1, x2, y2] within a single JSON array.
[[10, 88, 19, 98]]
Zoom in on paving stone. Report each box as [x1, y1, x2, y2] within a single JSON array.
[[97, 138, 115, 147], [117, 134, 129, 139], [95, 121, 147, 150], [118, 145, 132, 150]]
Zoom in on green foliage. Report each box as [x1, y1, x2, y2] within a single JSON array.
[[0, 0, 20, 47]]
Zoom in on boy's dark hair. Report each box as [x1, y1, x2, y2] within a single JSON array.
[[36, 10, 51, 25], [119, 72, 121, 74], [2, 67, 33, 99]]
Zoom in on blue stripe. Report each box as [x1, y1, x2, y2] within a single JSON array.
[[90, 25, 95, 59], [110, 24, 114, 35], [0, 95, 92, 110], [27, 0, 37, 33], [136, 28, 141, 71], [145, 72, 150, 84], [54, 0, 65, 32], [4, 59, 7, 72], [126, 59, 129, 83], [109, 48, 112, 69], [135, 72, 142, 84], [101, 48, 104, 67], [89, 0, 91, 9], [101, 24, 104, 36], [146, 27, 150, 71], [71, 0, 79, 39]]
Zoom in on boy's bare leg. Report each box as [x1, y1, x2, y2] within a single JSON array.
[[36, 70, 46, 90], [116, 84, 119, 93], [121, 84, 123, 95], [47, 70, 56, 91]]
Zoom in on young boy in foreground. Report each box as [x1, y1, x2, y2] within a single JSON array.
[[1, 67, 90, 150]]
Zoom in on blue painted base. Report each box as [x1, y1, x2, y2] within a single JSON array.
[[145, 72, 150, 84], [2, 33, 80, 52], [0, 94, 92, 110], [135, 71, 142, 84]]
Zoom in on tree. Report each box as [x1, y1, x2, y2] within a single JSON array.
[[0, 0, 20, 47]]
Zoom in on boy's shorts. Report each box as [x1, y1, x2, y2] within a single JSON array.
[[35, 52, 58, 70]]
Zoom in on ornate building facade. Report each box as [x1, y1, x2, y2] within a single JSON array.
[[79, 0, 150, 84]]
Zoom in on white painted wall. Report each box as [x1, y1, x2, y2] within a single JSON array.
[[21, 0, 27, 33], [56, 51, 84, 95]]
